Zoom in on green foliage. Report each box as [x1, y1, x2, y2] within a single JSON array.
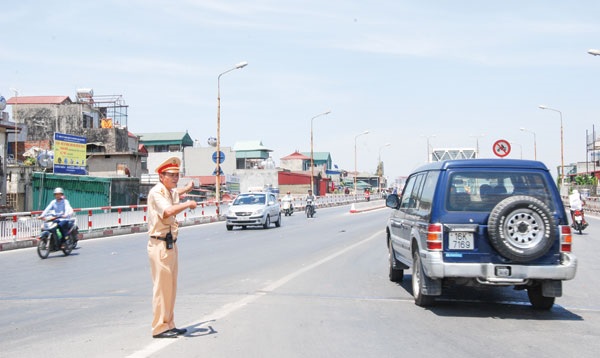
[[23, 157, 36, 166], [574, 175, 597, 186]]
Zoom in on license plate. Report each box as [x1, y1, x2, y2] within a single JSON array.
[[448, 232, 474, 250]]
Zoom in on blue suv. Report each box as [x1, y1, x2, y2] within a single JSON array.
[[385, 159, 577, 309]]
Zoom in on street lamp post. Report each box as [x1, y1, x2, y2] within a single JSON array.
[[10, 88, 19, 163], [216, 61, 247, 212], [421, 134, 436, 162], [378, 143, 391, 193], [588, 49, 600, 56], [310, 110, 331, 194], [354, 130, 369, 199], [539, 105, 564, 185], [469, 134, 485, 158], [520, 127, 537, 160]]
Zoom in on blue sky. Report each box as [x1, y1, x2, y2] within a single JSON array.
[[2, 0, 600, 181]]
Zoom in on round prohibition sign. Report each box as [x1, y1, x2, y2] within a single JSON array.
[[493, 139, 511, 158]]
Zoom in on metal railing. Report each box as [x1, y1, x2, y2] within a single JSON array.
[[0, 202, 219, 242], [0, 193, 379, 243]]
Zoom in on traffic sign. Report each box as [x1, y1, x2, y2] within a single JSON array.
[[213, 167, 224, 175], [212, 151, 225, 164], [493, 139, 511, 158]]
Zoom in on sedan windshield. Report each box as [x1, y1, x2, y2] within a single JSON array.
[[234, 194, 266, 205]]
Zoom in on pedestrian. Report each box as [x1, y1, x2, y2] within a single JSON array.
[[147, 157, 197, 339]]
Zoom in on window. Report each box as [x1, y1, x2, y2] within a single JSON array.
[[446, 171, 553, 212], [416, 171, 439, 217], [400, 173, 424, 210]]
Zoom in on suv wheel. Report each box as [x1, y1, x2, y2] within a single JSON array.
[[388, 240, 404, 282], [412, 250, 435, 307], [527, 285, 555, 310], [488, 195, 556, 263]]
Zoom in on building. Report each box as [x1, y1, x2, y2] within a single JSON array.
[[4, 90, 146, 211], [137, 131, 194, 175]]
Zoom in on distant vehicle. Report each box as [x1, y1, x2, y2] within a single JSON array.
[[282, 200, 294, 216], [37, 214, 78, 259], [385, 159, 577, 310], [305, 197, 315, 218], [225, 192, 281, 230]]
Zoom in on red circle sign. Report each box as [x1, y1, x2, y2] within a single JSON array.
[[493, 139, 511, 158]]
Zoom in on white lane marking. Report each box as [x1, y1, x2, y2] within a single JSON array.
[[127, 230, 383, 358]]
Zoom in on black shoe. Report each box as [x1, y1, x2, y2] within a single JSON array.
[[170, 328, 187, 335], [153, 330, 179, 339]]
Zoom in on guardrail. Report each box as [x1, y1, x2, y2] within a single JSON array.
[[0, 193, 381, 249], [0, 202, 220, 243]]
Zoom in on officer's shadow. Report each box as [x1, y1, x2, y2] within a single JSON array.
[[184, 320, 218, 337]]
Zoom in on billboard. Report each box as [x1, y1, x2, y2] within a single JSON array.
[[53, 132, 87, 175]]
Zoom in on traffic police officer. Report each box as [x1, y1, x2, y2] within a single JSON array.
[[147, 157, 197, 338]]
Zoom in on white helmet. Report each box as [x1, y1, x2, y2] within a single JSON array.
[[53, 187, 64, 195]]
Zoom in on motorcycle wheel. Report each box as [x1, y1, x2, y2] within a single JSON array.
[[37, 237, 50, 259], [62, 237, 74, 256], [70, 231, 79, 249]]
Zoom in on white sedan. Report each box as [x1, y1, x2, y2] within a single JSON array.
[[225, 192, 281, 230]]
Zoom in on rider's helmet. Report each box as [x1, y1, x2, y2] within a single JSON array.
[[53, 187, 64, 195]]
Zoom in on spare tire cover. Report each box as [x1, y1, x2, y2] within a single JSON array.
[[487, 195, 557, 262]]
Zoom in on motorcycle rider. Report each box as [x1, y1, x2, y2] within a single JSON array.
[[282, 191, 293, 213], [40, 187, 74, 247], [306, 189, 316, 214], [568, 189, 588, 229]]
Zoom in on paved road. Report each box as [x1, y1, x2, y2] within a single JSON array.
[[1, 205, 599, 357]]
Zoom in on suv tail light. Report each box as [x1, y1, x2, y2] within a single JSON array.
[[559, 225, 572, 252], [427, 223, 443, 251]]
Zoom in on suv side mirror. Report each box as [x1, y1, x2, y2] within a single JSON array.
[[386, 194, 400, 209]]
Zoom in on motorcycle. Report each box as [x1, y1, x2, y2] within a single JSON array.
[[37, 216, 78, 259], [572, 209, 588, 234], [306, 199, 315, 218], [282, 200, 294, 216]]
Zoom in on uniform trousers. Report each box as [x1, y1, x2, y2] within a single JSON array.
[[147, 237, 179, 336]]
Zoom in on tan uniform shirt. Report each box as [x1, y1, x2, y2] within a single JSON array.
[[147, 182, 180, 238]]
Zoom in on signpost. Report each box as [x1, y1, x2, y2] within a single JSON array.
[[212, 151, 225, 164], [212, 150, 225, 176], [213, 167, 224, 176], [492, 139, 511, 158], [54, 132, 87, 174]]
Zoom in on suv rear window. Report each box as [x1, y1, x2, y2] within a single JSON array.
[[446, 171, 554, 212]]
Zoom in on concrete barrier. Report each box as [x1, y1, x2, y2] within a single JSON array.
[[349, 199, 385, 213]]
